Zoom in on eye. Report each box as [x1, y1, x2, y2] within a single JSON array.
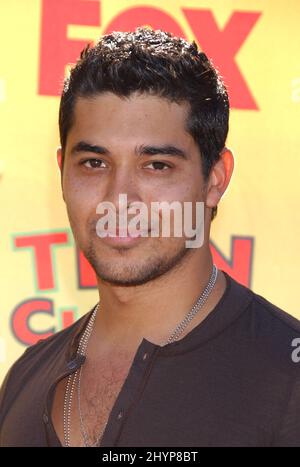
[[144, 161, 172, 171], [80, 159, 107, 169]]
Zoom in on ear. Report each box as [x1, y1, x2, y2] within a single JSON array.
[[205, 147, 234, 210], [56, 147, 65, 202], [56, 147, 63, 171]]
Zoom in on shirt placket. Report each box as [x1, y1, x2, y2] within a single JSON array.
[[99, 339, 160, 447]]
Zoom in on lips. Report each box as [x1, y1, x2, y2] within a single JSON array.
[[97, 228, 149, 246], [97, 227, 149, 240], [107, 229, 148, 238]]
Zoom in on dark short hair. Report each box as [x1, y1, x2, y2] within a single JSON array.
[[59, 27, 229, 220]]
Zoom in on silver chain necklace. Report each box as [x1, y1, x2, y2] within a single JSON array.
[[63, 264, 218, 447]]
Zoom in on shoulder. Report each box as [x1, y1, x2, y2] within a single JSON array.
[[226, 273, 300, 377], [221, 272, 300, 378], [225, 271, 300, 335], [16, 309, 92, 364], [0, 307, 94, 407], [251, 291, 300, 334], [247, 286, 300, 346]]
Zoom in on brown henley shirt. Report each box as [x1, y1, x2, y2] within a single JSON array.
[[0, 271, 300, 447]]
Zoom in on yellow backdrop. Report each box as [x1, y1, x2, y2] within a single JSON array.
[[1, 0, 300, 383]]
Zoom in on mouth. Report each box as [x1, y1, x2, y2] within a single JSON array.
[[99, 228, 150, 245]]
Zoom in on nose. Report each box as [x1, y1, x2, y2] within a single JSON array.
[[104, 166, 142, 215]]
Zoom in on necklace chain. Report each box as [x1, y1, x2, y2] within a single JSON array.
[[63, 264, 218, 447]]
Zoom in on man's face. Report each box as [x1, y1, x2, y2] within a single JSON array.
[[61, 91, 208, 286]]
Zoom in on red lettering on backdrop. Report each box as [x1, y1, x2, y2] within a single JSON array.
[[14, 232, 69, 290], [9, 237, 254, 345], [182, 9, 261, 109], [61, 309, 77, 328], [77, 249, 97, 288], [11, 298, 55, 346], [211, 236, 254, 287], [38, 1, 260, 110], [38, 0, 100, 95]]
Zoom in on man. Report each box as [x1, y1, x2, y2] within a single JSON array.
[[0, 28, 299, 447]]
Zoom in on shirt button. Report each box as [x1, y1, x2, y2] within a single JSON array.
[[43, 412, 49, 424], [117, 411, 123, 420], [142, 352, 148, 361]]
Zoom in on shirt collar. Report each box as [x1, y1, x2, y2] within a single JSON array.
[[67, 305, 97, 361]]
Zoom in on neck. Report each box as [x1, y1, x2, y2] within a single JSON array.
[[91, 246, 226, 354]]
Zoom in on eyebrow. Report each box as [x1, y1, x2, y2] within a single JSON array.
[[70, 141, 188, 160]]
